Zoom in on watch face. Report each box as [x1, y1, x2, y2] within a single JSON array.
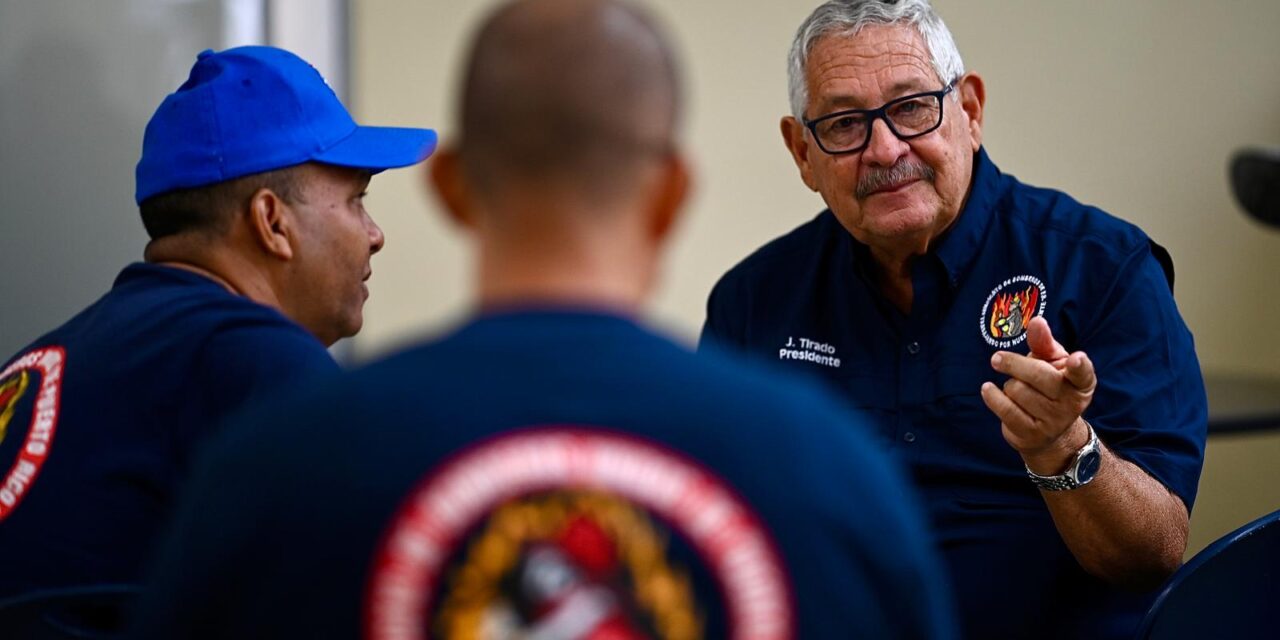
[[1076, 449, 1102, 484]]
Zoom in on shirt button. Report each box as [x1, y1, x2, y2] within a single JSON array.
[[903, 432, 916, 443], [906, 341, 921, 355]]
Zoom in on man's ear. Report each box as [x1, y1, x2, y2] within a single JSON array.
[[646, 150, 692, 244], [246, 188, 294, 260], [780, 116, 820, 192], [957, 72, 986, 151], [427, 147, 475, 230]]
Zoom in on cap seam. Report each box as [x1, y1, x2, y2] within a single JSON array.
[[296, 64, 329, 158]]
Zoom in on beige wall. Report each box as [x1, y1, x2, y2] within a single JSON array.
[[351, 1, 1280, 554]]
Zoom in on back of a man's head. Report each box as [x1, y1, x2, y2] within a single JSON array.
[[458, 0, 680, 206]]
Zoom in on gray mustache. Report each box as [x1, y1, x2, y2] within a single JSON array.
[[856, 160, 936, 199]]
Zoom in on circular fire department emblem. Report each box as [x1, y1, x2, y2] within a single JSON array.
[[979, 275, 1047, 348], [364, 428, 794, 640], [0, 346, 65, 522]]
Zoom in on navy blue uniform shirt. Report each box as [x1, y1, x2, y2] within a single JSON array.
[[0, 263, 336, 598], [134, 309, 955, 639], [702, 149, 1207, 639]]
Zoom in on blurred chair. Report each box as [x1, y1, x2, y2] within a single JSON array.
[[1203, 148, 1280, 434], [1134, 508, 1280, 639], [0, 584, 138, 639], [1231, 147, 1280, 228]]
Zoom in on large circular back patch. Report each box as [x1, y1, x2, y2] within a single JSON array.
[[365, 429, 793, 640]]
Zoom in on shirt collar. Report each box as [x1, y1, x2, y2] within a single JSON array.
[[114, 262, 230, 291], [458, 305, 644, 338], [932, 146, 1003, 288]]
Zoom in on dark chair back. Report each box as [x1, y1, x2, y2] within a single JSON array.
[[1134, 508, 1280, 639], [1231, 147, 1280, 228], [0, 584, 138, 639]]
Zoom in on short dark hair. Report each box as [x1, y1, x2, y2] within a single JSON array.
[[138, 166, 303, 240]]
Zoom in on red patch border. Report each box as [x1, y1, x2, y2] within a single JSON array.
[[363, 427, 796, 640], [0, 346, 66, 521]]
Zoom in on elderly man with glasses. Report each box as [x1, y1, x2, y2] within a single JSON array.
[[701, 1, 1206, 638]]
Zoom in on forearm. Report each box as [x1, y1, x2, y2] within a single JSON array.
[[1037, 442, 1189, 589]]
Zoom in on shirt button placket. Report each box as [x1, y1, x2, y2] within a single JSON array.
[[897, 338, 926, 451]]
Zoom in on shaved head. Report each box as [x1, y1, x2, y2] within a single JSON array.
[[458, 0, 680, 204]]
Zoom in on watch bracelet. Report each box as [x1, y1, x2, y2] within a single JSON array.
[[1024, 422, 1099, 492]]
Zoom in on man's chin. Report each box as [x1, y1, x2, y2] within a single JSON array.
[[862, 210, 946, 243], [346, 316, 364, 340], [328, 311, 364, 347]]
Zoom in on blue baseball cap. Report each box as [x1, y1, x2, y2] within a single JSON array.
[[135, 46, 437, 204]]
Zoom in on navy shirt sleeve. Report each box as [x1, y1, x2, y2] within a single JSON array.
[[183, 319, 339, 455], [1078, 242, 1207, 510], [701, 273, 744, 350]]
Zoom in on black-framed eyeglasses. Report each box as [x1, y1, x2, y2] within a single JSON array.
[[803, 82, 955, 155]]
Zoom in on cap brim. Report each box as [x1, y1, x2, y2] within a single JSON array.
[[313, 125, 438, 171]]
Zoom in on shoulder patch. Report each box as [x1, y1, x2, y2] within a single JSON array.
[[365, 428, 793, 640], [0, 347, 66, 521]]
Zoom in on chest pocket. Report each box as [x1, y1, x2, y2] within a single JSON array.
[[926, 364, 1030, 487], [831, 371, 897, 445]]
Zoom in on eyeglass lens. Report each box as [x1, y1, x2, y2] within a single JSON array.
[[814, 94, 943, 153]]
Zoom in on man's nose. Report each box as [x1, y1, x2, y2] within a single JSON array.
[[861, 117, 909, 168], [368, 217, 386, 255]]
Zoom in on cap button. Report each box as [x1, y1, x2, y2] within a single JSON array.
[[196, 49, 215, 60]]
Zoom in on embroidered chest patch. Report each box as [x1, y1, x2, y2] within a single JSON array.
[[979, 275, 1047, 348]]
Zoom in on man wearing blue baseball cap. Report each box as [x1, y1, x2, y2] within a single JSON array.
[[0, 45, 435, 618]]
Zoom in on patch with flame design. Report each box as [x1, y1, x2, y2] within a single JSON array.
[[0, 371, 30, 447], [434, 491, 699, 639], [0, 347, 66, 522], [979, 275, 1047, 348], [365, 429, 793, 640]]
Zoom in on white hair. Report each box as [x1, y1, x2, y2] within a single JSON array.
[[787, 0, 965, 119]]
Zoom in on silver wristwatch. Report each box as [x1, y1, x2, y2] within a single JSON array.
[[1025, 423, 1102, 491]]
